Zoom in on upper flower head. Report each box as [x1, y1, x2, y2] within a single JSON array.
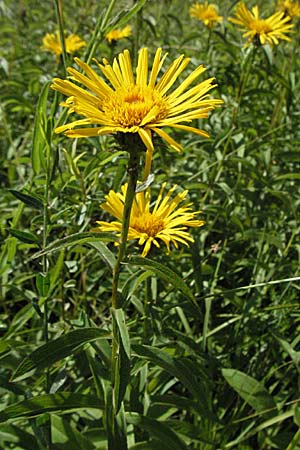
[[229, 3, 293, 46], [42, 31, 86, 57], [277, 0, 300, 19], [96, 183, 204, 257], [105, 25, 132, 44], [190, 2, 223, 28], [51, 48, 222, 154]]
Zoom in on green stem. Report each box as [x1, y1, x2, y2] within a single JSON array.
[[86, 0, 117, 65], [286, 428, 300, 450], [202, 47, 256, 205], [143, 276, 152, 343], [40, 178, 52, 450], [53, 0, 67, 76], [202, 239, 226, 352], [232, 46, 256, 126], [109, 150, 140, 450], [111, 151, 140, 308]]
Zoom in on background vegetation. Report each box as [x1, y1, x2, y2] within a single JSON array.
[[1, 0, 300, 448]]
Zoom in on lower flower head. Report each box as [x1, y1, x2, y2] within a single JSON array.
[[95, 183, 205, 257], [229, 3, 293, 46], [190, 2, 223, 28], [51, 47, 222, 153], [42, 31, 86, 57], [105, 25, 132, 44], [277, 0, 300, 19]]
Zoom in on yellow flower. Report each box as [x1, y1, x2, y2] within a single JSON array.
[[277, 0, 300, 19], [105, 25, 132, 44], [229, 3, 293, 46], [51, 48, 222, 154], [42, 31, 86, 57], [96, 183, 204, 257], [190, 2, 223, 28]]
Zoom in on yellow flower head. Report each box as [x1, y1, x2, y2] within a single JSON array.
[[105, 25, 132, 44], [96, 183, 204, 257], [229, 3, 293, 46], [190, 2, 223, 28], [277, 0, 300, 19], [51, 47, 222, 155], [42, 31, 86, 57]]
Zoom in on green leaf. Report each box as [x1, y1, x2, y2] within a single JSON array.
[[273, 334, 300, 367], [88, 240, 116, 271], [51, 414, 96, 450], [112, 309, 131, 413], [112, 308, 130, 360], [0, 393, 103, 422], [36, 272, 50, 297], [0, 424, 37, 449], [106, 390, 128, 450], [11, 328, 111, 382], [127, 413, 186, 450], [275, 173, 300, 181], [222, 368, 276, 413], [9, 190, 44, 210], [9, 229, 40, 246], [32, 81, 51, 174], [132, 344, 215, 421], [104, 0, 147, 32], [31, 232, 117, 260], [129, 256, 198, 308]]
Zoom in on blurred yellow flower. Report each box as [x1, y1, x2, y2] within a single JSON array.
[[96, 183, 204, 257], [229, 3, 293, 46], [105, 25, 132, 44], [277, 0, 300, 18], [51, 48, 222, 154], [190, 2, 223, 28], [42, 31, 86, 57]]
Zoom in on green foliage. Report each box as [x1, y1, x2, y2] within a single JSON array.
[[1, 0, 300, 449]]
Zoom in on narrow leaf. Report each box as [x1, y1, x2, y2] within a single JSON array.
[[88, 240, 116, 271], [104, 0, 147, 32], [36, 272, 50, 297], [11, 328, 111, 381], [32, 81, 51, 174], [112, 308, 130, 359], [222, 368, 276, 413], [31, 232, 117, 259], [9, 229, 40, 246], [129, 256, 198, 307], [0, 393, 102, 422], [9, 190, 44, 210], [127, 413, 186, 450], [133, 344, 215, 421]]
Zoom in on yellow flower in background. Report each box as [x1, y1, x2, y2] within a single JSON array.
[[105, 25, 132, 44], [51, 48, 222, 153], [42, 31, 86, 57], [229, 3, 293, 46], [277, 0, 300, 19], [96, 183, 204, 257], [190, 2, 223, 28]]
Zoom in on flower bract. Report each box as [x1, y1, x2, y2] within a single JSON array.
[[42, 31, 86, 57], [190, 2, 223, 28], [277, 0, 300, 19], [96, 183, 205, 257], [51, 47, 222, 153], [229, 2, 293, 46], [105, 25, 132, 44]]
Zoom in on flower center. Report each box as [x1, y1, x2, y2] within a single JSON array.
[[102, 84, 168, 128], [251, 19, 273, 34], [131, 212, 165, 237]]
